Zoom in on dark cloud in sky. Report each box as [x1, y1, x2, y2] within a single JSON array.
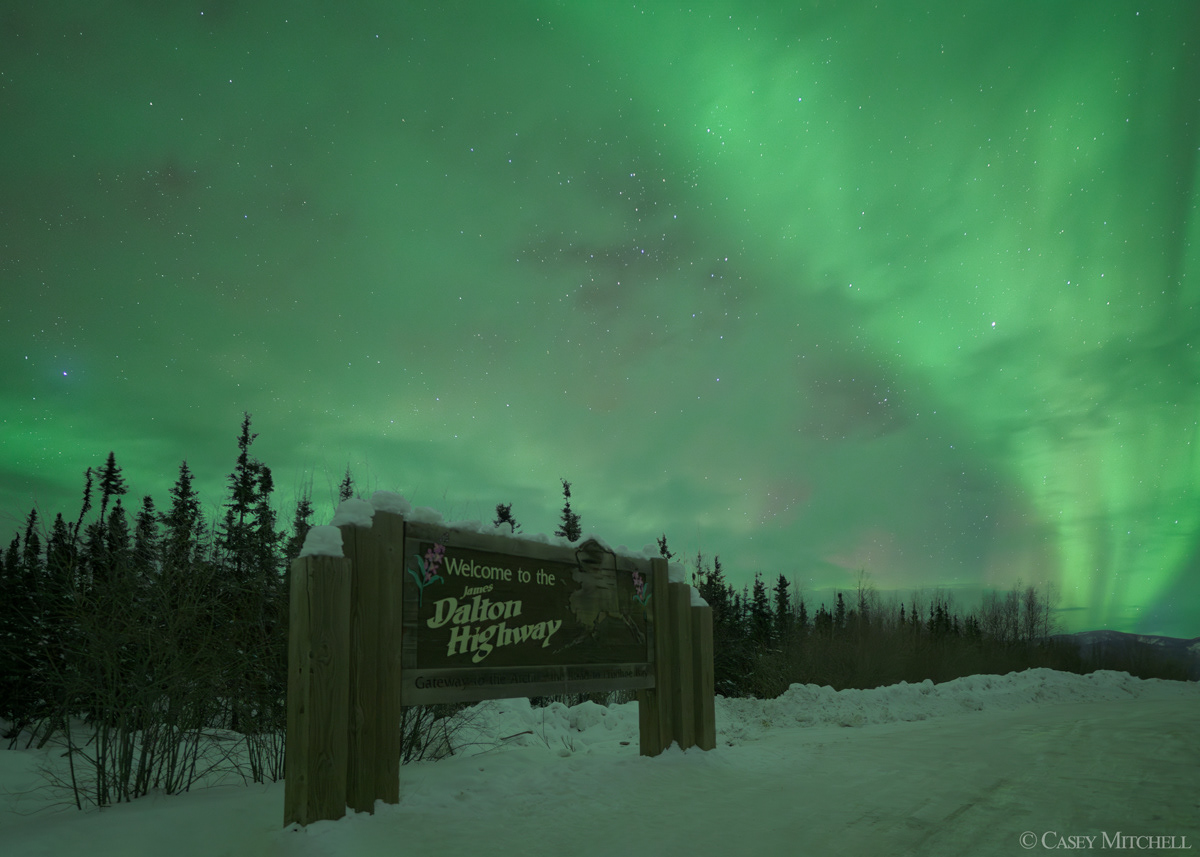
[[2, 1, 1197, 636]]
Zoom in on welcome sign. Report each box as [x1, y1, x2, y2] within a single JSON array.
[[401, 522, 656, 705], [286, 511, 713, 827]]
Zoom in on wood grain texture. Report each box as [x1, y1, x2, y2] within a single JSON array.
[[691, 603, 716, 750], [283, 556, 351, 827]]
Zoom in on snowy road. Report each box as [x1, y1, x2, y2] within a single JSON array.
[[288, 698, 1197, 857], [706, 699, 1199, 856], [2, 671, 1196, 857]]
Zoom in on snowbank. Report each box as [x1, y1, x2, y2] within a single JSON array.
[[2, 670, 1196, 857], [713, 668, 1188, 743], [448, 668, 1198, 753]]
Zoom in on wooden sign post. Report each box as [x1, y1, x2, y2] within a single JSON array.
[[283, 555, 351, 827], [284, 511, 715, 827]]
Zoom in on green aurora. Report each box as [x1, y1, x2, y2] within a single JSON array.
[[2, 2, 1197, 636]]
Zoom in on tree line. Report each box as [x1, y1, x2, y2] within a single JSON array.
[[0, 421, 1188, 808], [0, 418, 594, 807], [686, 554, 1191, 697], [0, 415, 306, 806]]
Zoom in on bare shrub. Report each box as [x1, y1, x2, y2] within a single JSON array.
[[40, 556, 253, 807], [399, 704, 462, 764]]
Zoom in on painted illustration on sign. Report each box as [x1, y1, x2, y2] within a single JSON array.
[[407, 542, 446, 606], [559, 538, 649, 652], [631, 568, 650, 606]]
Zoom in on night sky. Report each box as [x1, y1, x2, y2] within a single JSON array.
[[3, 2, 1197, 637]]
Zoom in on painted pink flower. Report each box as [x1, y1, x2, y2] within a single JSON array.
[[409, 544, 446, 605], [632, 570, 649, 604], [423, 543, 446, 581]]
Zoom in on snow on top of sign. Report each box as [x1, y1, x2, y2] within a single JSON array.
[[408, 505, 444, 524], [578, 531, 613, 552], [298, 525, 344, 558], [369, 490, 412, 515], [322, 493, 705, 603], [330, 497, 375, 528]]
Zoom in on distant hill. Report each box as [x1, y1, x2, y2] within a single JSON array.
[[1053, 630, 1200, 681]]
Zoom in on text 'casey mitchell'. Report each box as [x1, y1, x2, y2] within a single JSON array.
[[426, 594, 562, 664]]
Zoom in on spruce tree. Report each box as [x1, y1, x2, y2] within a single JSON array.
[[219, 413, 260, 579], [132, 496, 159, 578], [100, 497, 144, 729], [656, 534, 674, 561], [248, 464, 286, 744], [95, 451, 127, 529], [554, 479, 582, 542], [5, 532, 21, 574], [5, 511, 50, 734], [216, 414, 281, 733], [104, 498, 132, 581], [731, 586, 750, 658], [42, 512, 78, 727], [854, 573, 872, 632], [963, 612, 981, 642], [162, 461, 204, 576], [704, 555, 729, 615], [0, 529, 30, 727], [282, 489, 315, 680], [815, 603, 833, 637], [493, 503, 521, 534], [338, 467, 355, 501], [284, 493, 315, 561], [46, 513, 75, 581], [252, 464, 282, 581], [696, 554, 731, 656], [773, 574, 792, 646], [750, 573, 773, 650], [80, 519, 106, 592], [20, 509, 41, 579], [157, 461, 215, 712], [694, 554, 742, 696], [71, 467, 94, 542]]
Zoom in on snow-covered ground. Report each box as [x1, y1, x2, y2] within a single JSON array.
[[1, 669, 1196, 857]]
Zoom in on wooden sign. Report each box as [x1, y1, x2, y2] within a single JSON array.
[[285, 508, 713, 829], [401, 522, 655, 705]]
